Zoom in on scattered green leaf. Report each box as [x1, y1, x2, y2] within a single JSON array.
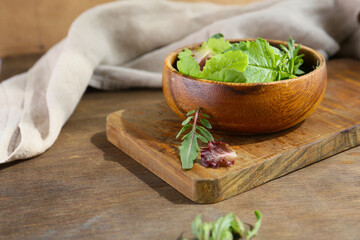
[[177, 108, 215, 169], [182, 116, 193, 126], [186, 211, 262, 240], [245, 211, 262, 239]]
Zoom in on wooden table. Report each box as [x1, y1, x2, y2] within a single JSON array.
[[0, 56, 359, 239]]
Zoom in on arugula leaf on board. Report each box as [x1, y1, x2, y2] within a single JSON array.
[[186, 211, 262, 240], [176, 108, 214, 169]]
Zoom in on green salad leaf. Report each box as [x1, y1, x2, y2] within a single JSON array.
[[176, 34, 306, 83], [226, 38, 294, 82], [192, 34, 232, 69], [201, 51, 248, 83], [186, 211, 262, 240], [177, 54, 202, 78], [279, 36, 305, 76], [245, 210, 262, 239], [203, 37, 232, 56], [178, 48, 194, 59], [211, 214, 235, 240], [177, 108, 214, 169], [179, 131, 201, 169]]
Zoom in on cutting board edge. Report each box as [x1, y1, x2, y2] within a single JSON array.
[[106, 111, 360, 203], [204, 123, 360, 203]]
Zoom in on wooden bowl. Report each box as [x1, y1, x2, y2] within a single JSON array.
[[162, 39, 327, 134]]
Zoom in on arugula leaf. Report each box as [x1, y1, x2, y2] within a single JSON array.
[[187, 110, 195, 116], [182, 116, 193, 126], [201, 113, 210, 118], [279, 36, 304, 77], [199, 118, 212, 129], [195, 133, 209, 144], [196, 126, 214, 142], [177, 108, 215, 170], [179, 132, 200, 169], [176, 124, 191, 139]]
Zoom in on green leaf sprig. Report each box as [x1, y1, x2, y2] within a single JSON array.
[[186, 210, 262, 240], [176, 108, 214, 170], [278, 36, 305, 77]]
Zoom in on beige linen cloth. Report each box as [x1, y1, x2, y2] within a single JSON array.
[[0, 0, 359, 164]]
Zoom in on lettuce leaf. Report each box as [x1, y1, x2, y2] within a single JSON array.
[[226, 38, 282, 82], [178, 48, 193, 59], [177, 49, 248, 82], [201, 50, 248, 76], [177, 54, 202, 79], [192, 34, 232, 69], [226, 37, 304, 82]]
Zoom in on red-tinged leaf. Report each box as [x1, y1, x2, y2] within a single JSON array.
[[201, 141, 237, 168]]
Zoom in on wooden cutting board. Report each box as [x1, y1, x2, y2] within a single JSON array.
[[106, 59, 360, 203]]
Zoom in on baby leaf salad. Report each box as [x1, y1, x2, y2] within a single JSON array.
[[177, 34, 305, 83], [184, 211, 262, 240]]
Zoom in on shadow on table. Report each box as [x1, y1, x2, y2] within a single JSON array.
[[90, 131, 194, 205], [0, 158, 28, 171]]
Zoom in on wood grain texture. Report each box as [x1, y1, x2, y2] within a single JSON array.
[[0, 57, 359, 239], [108, 59, 359, 203], [162, 39, 327, 134]]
